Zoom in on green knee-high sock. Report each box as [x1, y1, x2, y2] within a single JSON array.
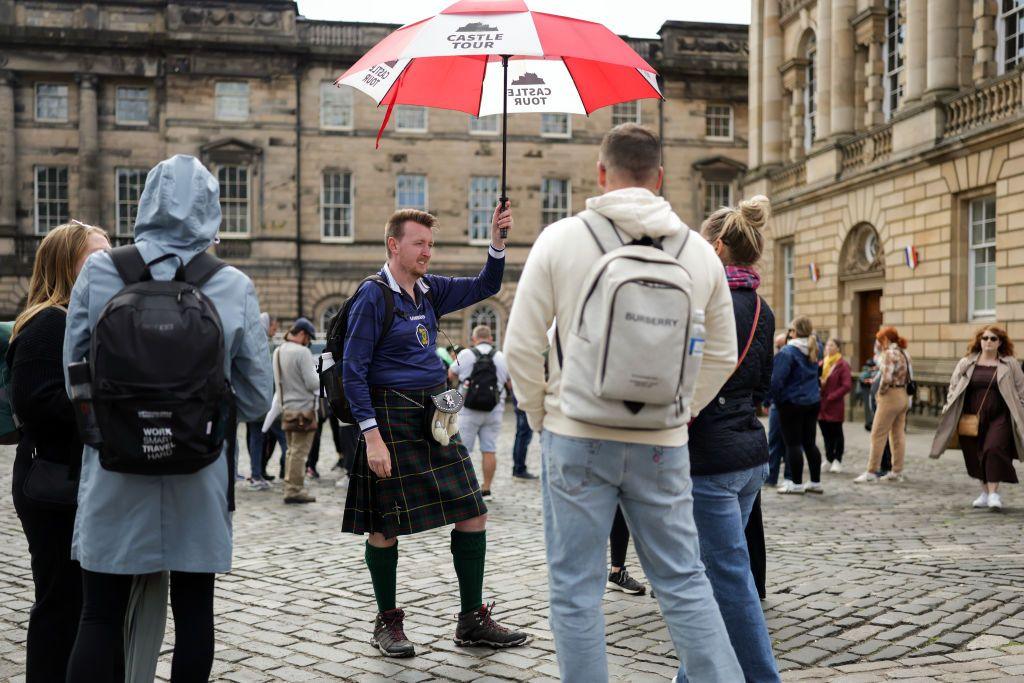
[[365, 541, 398, 613], [451, 529, 486, 614]]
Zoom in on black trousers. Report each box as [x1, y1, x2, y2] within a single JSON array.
[[744, 491, 767, 600], [778, 402, 823, 484], [66, 570, 215, 683], [11, 447, 82, 683], [819, 420, 845, 463], [307, 414, 345, 471], [609, 505, 630, 568]]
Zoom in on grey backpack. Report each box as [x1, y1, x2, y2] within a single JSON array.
[[556, 210, 705, 430]]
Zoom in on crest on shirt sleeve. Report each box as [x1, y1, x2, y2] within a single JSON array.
[[415, 324, 429, 348]]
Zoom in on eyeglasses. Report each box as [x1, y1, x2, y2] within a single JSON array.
[[981, 335, 999, 342]]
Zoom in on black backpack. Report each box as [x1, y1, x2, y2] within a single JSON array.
[[320, 274, 436, 423], [90, 247, 236, 497], [464, 347, 500, 411]]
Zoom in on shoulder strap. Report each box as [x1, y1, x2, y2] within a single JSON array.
[[110, 245, 147, 285], [471, 347, 482, 359], [184, 252, 228, 288], [577, 210, 626, 255], [673, 228, 692, 260], [364, 275, 396, 339], [728, 295, 761, 380]]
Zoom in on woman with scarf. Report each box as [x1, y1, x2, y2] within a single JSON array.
[[687, 195, 781, 682], [819, 338, 853, 473], [854, 327, 912, 483], [771, 316, 824, 494]]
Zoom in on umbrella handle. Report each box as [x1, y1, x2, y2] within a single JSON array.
[[498, 196, 509, 239], [499, 55, 510, 240]]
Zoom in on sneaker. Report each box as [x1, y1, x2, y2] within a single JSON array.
[[607, 569, 646, 595], [481, 489, 491, 497], [973, 492, 990, 508], [805, 482, 824, 494], [261, 472, 276, 482], [776, 479, 795, 492], [306, 466, 320, 480], [283, 492, 317, 504], [880, 471, 905, 482], [454, 603, 529, 648], [248, 478, 271, 491], [988, 492, 1003, 510], [777, 480, 805, 494], [370, 608, 415, 658], [853, 472, 878, 483], [335, 474, 349, 489], [829, 461, 843, 473], [512, 471, 538, 481]]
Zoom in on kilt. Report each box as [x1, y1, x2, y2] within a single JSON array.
[[342, 385, 487, 539]]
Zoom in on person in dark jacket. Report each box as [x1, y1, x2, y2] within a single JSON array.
[[771, 315, 824, 494], [8, 221, 109, 682], [819, 338, 853, 473], [688, 196, 781, 682]]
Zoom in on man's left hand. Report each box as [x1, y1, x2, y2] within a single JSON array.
[[491, 201, 512, 250]]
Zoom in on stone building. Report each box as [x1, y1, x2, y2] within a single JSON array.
[[0, 1, 747, 344], [745, 0, 1024, 416]]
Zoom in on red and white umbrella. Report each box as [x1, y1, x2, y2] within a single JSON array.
[[335, 0, 662, 232]]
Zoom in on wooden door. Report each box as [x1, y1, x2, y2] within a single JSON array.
[[857, 290, 883, 368]]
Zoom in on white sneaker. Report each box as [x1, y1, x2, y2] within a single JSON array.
[[805, 482, 824, 494], [829, 461, 843, 473], [988, 492, 1003, 510], [777, 480, 805, 494], [853, 472, 878, 483], [776, 479, 795, 492], [335, 474, 349, 489], [880, 471, 905, 482], [973, 492, 990, 508]]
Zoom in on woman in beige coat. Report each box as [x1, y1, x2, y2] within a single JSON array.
[[930, 325, 1024, 510]]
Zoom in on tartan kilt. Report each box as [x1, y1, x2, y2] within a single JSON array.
[[342, 385, 487, 539]]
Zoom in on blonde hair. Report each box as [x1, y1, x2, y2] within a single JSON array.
[[790, 315, 819, 364], [700, 195, 770, 266], [471, 324, 493, 341], [13, 222, 109, 338]]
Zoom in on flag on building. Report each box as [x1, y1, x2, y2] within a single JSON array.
[[808, 262, 820, 282], [904, 245, 918, 270]]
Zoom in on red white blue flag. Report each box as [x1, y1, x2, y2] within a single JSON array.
[[904, 245, 918, 270]]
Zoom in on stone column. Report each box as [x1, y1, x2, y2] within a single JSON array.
[[904, 0, 927, 102], [781, 58, 808, 161], [749, 0, 763, 169], [815, 0, 833, 142], [76, 74, 99, 222], [974, 0, 998, 83], [763, 0, 784, 165], [926, 0, 960, 96], [0, 70, 15, 233], [864, 39, 885, 126], [831, 0, 857, 136]]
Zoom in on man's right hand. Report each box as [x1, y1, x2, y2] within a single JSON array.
[[365, 429, 392, 478]]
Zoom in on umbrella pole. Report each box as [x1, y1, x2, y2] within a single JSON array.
[[499, 54, 509, 239]]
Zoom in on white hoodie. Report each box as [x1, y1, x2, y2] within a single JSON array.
[[504, 187, 737, 447]]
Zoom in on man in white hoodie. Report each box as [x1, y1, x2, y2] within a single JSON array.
[[504, 124, 743, 682]]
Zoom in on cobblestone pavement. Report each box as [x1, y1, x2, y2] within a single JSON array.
[[3, 412, 1024, 682]]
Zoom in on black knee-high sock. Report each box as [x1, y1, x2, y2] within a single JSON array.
[[451, 530, 486, 614], [365, 541, 398, 613]]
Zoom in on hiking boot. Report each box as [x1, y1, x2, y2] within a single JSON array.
[[370, 608, 415, 658], [284, 492, 316, 504], [607, 569, 646, 595], [454, 603, 529, 648]]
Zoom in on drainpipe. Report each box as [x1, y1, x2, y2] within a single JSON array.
[[295, 62, 305, 319]]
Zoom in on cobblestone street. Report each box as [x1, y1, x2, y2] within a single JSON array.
[[3, 412, 1024, 682]]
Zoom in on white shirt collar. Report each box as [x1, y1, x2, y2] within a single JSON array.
[[381, 263, 429, 294]]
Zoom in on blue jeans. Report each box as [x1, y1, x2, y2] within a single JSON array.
[[540, 431, 742, 683], [512, 407, 532, 475], [246, 420, 265, 480], [766, 406, 790, 485], [691, 465, 780, 683]]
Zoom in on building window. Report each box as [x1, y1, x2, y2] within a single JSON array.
[[612, 101, 641, 127], [541, 178, 571, 225], [705, 105, 733, 139], [116, 86, 150, 125], [703, 181, 732, 219], [321, 83, 354, 130], [469, 305, 500, 345], [396, 174, 428, 210], [883, 0, 904, 121], [781, 241, 795, 325], [215, 82, 250, 121], [1000, 0, 1024, 73], [804, 38, 817, 151], [217, 165, 250, 235], [541, 113, 571, 137], [322, 172, 354, 240], [35, 83, 68, 122], [321, 303, 341, 333], [969, 196, 997, 319], [34, 166, 69, 234], [116, 168, 147, 236], [469, 115, 499, 134], [469, 176, 499, 244], [395, 105, 427, 132]]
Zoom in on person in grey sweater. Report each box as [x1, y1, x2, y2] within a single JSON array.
[[274, 317, 320, 504]]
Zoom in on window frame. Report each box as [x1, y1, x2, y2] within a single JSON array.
[[804, 41, 817, 151], [540, 177, 572, 226], [321, 171, 355, 243], [882, 0, 904, 121], [35, 83, 69, 123], [780, 240, 795, 326], [115, 167, 148, 237], [320, 303, 342, 333], [214, 81, 250, 122], [33, 165, 69, 235], [115, 86, 150, 126], [705, 104, 734, 141], [394, 105, 428, 133], [216, 164, 251, 237], [320, 82, 354, 131], [395, 173, 428, 211], [998, 0, 1024, 74], [540, 113, 572, 138], [469, 115, 500, 135], [968, 196, 997, 320], [611, 100, 642, 127], [703, 180, 733, 220], [468, 175, 499, 245], [468, 305, 501, 346]]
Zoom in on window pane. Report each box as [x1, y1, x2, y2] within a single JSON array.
[[321, 83, 353, 129], [705, 105, 732, 138], [612, 101, 641, 127], [35, 166, 69, 234], [36, 84, 68, 122], [395, 106, 427, 131], [116, 87, 150, 124], [396, 174, 427, 210], [116, 168, 147, 236], [469, 176, 499, 242], [217, 165, 250, 233], [322, 172, 353, 239], [541, 113, 569, 136], [469, 115, 499, 133], [883, 0, 905, 120], [541, 178, 570, 225], [804, 42, 817, 150], [703, 181, 732, 218]]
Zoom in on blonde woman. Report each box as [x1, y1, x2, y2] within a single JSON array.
[[854, 327, 912, 483], [931, 326, 1024, 510], [8, 221, 109, 681]]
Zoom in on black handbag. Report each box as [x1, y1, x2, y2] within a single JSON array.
[[23, 454, 78, 510]]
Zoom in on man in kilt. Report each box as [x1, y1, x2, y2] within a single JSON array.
[[341, 206, 528, 658]]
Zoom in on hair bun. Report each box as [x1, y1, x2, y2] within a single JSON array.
[[738, 195, 770, 231]]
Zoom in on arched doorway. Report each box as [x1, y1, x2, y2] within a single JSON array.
[[839, 223, 885, 370]]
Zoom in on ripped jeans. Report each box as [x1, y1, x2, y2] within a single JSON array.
[[540, 430, 742, 683]]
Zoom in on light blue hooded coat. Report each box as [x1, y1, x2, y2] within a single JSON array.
[[64, 155, 273, 574]]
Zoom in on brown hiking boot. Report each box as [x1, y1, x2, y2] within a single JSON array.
[[454, 602, 529, 648], [370, 608, 415, 658]]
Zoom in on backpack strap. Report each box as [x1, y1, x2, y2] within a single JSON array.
[[109, 246, 148, 285], [577, 210, 627, 255], [358, 275, 397, 340], [673, 227, 692, 260], [184, 252, 228, 288]]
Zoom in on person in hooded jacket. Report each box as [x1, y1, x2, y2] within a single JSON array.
[[818, 338, 853, 473], [687, 196, 780, 682], [63, 155, 273, 682], [770, 316, 824, 494]]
